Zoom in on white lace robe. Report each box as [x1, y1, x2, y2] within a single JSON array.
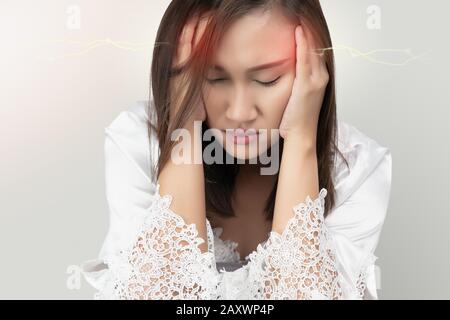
[[80, 100, 392, 300]]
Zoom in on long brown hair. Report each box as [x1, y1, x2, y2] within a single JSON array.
[[149, 0, 348, 220]]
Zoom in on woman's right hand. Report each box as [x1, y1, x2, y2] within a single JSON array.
[[169, 14, 209, 126]]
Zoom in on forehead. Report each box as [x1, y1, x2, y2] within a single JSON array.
[[212, 8, 296, 71]]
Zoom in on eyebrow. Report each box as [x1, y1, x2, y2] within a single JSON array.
[[211, 58, 290, 74]]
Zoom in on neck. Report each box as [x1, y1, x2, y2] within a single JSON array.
[[236, 162, 278, 191]]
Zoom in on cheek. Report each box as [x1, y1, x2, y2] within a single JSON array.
[[260, 76, 295, 125], [202, 88, 224, 126], [274, 74, 295, 106]]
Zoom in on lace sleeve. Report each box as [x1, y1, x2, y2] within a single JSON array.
[[99, 185, 220, 300], [245, 188, 343, 300]]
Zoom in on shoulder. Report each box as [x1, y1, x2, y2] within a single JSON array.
[[104, 100, 159, 193], [333, 120, 392, 205], [327, 120, 392, 236], [98, 100, 160, 259], [106, 99, 152, 137]]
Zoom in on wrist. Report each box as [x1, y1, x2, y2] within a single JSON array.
[[170, 120, 204, 165], [282, 129, 317, 153]]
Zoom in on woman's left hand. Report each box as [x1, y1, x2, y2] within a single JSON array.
[[279, 25, 329, 143]]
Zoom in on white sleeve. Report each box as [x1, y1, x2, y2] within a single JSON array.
[[242, 123, 392, 300], [325, 149, 392, 299], [100, 180, 221, 300], [80, 107, 220, 299], [242, 187, 343, 299]]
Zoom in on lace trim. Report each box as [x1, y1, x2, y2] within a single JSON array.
[[97, 183, 220, 299], [245, 188, 343, 299], [93, 185, 349, 299], [356, 272, 367, 299], [212, 227, 241, 264], [355, 253, 377, 299]]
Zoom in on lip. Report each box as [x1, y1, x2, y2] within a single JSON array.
[[222, 129, 259, 145], [223, 128, 258, 136]]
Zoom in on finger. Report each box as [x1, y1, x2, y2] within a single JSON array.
[[193, 16, 209, 48], [307, 29, 323, 74], [319, 55, 328, 78], [307, 31, 328, 80], [296, 25, 312, 78], [176, 15, 199, 67], [181, 14, 200, 44]]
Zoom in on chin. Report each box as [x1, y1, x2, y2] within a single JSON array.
[[223, 145, 265, 161]]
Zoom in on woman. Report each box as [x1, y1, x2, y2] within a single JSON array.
[[80, 0, 392, 300]]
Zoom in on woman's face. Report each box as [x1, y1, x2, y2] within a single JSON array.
[[202, 8, 297, 161]]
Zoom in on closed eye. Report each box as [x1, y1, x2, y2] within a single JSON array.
[[206, 76, 281, 87], [257, 76, 281, 86]]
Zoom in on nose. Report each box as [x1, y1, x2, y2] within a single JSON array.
[[225, 86, 258, 124]]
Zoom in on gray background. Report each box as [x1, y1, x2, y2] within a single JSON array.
[[0, 0, 448, 299]]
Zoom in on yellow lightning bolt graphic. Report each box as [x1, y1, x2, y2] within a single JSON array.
[[313, 45, 431, 66], [42, 38, 431, 66]]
